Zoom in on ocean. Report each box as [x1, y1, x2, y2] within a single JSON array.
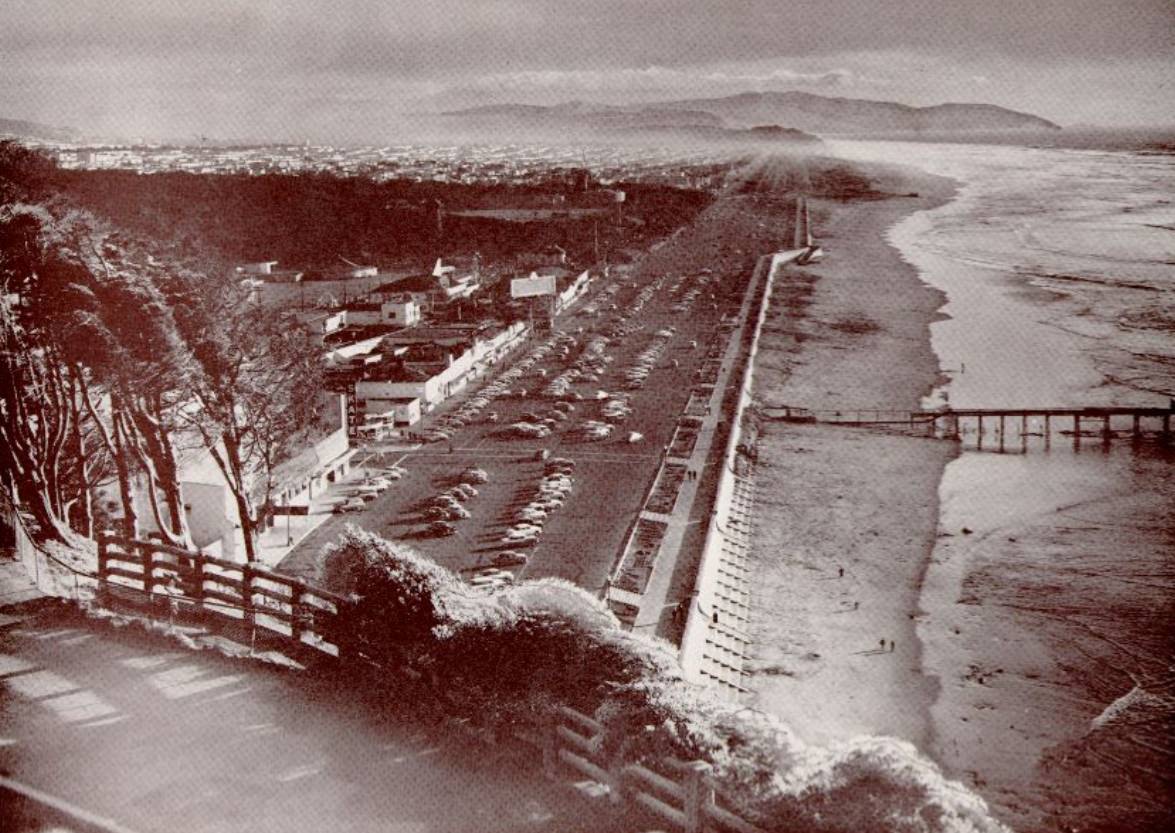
[[830, 140, 1175, 832]]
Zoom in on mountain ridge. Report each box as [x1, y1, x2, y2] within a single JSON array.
[[444, 91, 1061, 135]]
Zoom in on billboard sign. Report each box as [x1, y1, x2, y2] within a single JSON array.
[[511, 273, 557, 299]]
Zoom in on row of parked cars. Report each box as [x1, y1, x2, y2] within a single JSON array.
[[624, 326, 676, 390], [543, 333, 612, 400], [500, 457, 576, 547], [332, 468, 405, 513], [424, 330, 586, 445], [419, 467, 489, 537]]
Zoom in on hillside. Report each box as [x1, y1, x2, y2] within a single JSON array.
[[444, 101, 724, 131], [444, 91, 1059, 138], [49, 168, 712, 270], [655, 91, 1061, 133]]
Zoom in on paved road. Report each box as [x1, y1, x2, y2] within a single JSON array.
[[0, 600, 635, 833]]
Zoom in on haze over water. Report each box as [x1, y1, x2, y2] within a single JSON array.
[[831, 140, 1175, 830]]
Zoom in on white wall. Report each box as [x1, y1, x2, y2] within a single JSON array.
[[381, 299, 421, 327]]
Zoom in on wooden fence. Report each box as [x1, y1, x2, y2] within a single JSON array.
[[533, 705, 766, 833], [95, 532, 349, 660]]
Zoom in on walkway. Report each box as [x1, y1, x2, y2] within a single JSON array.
[[0, 600, 632, 833], [630, 254, 772, 636]]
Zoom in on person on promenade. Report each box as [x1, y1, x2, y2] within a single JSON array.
[[879, 638, 886, 651], [890, 640, 896, 652]]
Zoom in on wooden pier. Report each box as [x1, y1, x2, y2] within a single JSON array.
[[764, 405, 1173, 451]]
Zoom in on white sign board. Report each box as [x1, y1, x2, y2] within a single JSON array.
[[511, 274, 557, 299]]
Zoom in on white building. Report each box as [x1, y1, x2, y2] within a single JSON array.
[[353, 322, 527, 415], [341, 296, 422, 329]]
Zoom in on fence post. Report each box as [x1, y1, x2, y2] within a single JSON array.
[[241, 562, 256, 633], [542, 710, 560, 781], [606, 757, 625, 808], [682, 760, 713, 833], [188, 556, 204, 611], [141, 542, 155, 605], [290, 580, 305, 644], [96, 532, 108, 583]]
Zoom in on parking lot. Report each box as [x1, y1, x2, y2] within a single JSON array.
[[279, 272, 740, 592], [279, 196, 792, 598]]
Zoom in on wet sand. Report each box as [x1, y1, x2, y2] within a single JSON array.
[[744, 166, 959, 747], [923, 442, 1175, 833]]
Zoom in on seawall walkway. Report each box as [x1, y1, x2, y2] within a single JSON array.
[[677, 249, 801, 696], [616, 249, 803, 685]]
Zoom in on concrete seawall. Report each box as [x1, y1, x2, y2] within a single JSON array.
[[679, 249, 801, 694]]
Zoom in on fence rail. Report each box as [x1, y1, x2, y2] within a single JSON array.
[[532, 705, 767, 833], [96, 532, 349, 659]]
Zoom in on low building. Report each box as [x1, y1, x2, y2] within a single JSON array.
[[235, 261, 304, 283], [370, 257, 481, 311], [351, 321, 527, 416], [357, 396, 422, 433]]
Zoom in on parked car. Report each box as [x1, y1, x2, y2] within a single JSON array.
[[333, 497, 366, 514], [492, 551, 528, 567], [424, 521, 456, 537], [460, 468, 489, 484]]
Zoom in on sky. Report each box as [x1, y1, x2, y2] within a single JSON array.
[[3, 0, 1173, 142]]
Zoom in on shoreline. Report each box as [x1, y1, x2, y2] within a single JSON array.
[[743, 165, 960, 750]]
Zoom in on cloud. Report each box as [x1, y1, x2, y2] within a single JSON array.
[[2, 0, 1172, 137]]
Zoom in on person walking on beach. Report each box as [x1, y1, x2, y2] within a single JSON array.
[[890, 640, 896, 653], [838, 566, 844, 578]]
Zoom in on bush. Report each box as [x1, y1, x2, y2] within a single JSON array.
[[319, 526, 464, 662]]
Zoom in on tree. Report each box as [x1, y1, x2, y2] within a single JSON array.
[[0, 203, 92, 541], [176, 273, 324, 561], [0, 191, 194, 546]]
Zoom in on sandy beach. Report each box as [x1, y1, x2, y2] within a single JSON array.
[[743, 165, 958, 749]]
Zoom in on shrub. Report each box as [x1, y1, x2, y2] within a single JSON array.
[[319, 526, 464, 662]]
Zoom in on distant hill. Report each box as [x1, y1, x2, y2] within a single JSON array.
[[614, 123, 822, 147], [0, 117, 81, 142], [444, 91, 1059, 138], [445, 101, 724, 131], [441, 101, 821, 146], [654, 91, 1061, 134]]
